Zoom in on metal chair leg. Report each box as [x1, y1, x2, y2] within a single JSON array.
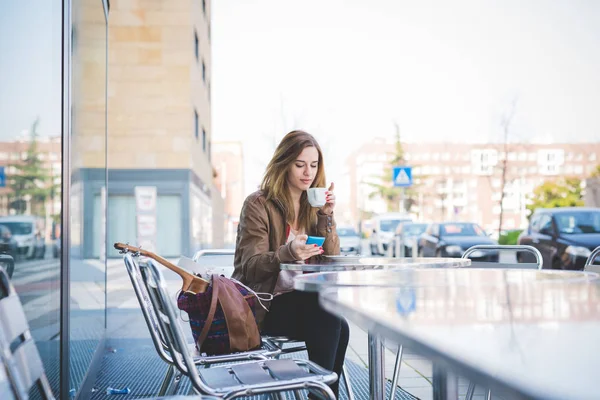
[[465, 381, 476, 400], [389, 344, 403, 400], [342, 363, 355, 400], [486, 389, 492, 400], [157, 364, 175, 396]]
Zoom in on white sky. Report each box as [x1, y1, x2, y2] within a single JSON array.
[[212, 0, 600, 195]]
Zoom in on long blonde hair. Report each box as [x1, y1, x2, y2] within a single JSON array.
[[261, 130, 326, 232]]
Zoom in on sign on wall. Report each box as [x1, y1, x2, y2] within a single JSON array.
[[135, 186, 157, 252]]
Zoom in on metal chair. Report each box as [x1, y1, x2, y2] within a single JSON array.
[[584, 246, 600, 273], [0, 265, 55, 400], [461, 244, 542, 400], [462, 244, 543, 269], [122, 253, 282, 396], [142, 256, 338, 399], [192, 250, 355, 400]]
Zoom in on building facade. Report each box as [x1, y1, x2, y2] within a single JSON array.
[[347, 139, 600, 234], [92, 0, 222, 257], [212, 141, 245, 246]]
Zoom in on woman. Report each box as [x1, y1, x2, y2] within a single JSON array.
[[232, 130, 349, 397]]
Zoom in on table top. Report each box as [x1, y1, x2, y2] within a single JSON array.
[[319, 269, 600, 400], [281, 255, 470, 272], [294, 267, 596, 292]]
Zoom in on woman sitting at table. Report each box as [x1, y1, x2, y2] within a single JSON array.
[[232, 130, 348, 397]]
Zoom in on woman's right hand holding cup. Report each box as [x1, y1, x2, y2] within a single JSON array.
[[291, 234, 323, 260]]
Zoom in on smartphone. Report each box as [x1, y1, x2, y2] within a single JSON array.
[[305, 236, 325, 246]]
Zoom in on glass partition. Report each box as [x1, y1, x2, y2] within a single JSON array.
[[69, 0, 108, 396], [0, 1, 63, 397]]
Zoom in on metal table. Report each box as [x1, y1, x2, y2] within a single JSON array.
[[319, 268, 600, 400], [282, 256, 471, 400]]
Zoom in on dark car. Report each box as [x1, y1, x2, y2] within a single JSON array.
[[418, 222, 498, 260], [393, 222, 429, 257], [517, 207, 600, 270], [0, 224, 18, 260]]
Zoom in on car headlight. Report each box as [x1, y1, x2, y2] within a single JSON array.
[[565, 246, 591, 258], [445, 245, 463, 254]]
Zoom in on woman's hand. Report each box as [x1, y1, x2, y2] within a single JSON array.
[[320, 182, 336, 215], [290, 234, 323, 260]]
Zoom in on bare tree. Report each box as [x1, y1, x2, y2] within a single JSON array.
[[497, 98, 518, 236]]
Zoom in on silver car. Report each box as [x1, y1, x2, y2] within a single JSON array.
[[337, 226, 362, 255]]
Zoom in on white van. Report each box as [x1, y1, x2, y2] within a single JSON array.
[[0, 215, 46, 259], [369, 212, 412, 255]]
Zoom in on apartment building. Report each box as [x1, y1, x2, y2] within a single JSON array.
[[347, 138, 600, 233]]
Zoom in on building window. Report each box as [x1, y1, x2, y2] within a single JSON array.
[[202, 59, 206, 83], [194, 30, 199, 61], [471, 149, 498, 175], [537, 149, 564, 175], [590, 153, 597, 162], [194, 110, 199, 140], [202, 127, 207, 152]]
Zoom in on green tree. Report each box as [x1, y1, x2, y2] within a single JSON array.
[[8, 119, 53, 216], [526, 178, 584, 216], [366, 122, 419, 212], [590, 164, 600, 178]]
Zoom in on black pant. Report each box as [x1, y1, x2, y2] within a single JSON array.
[[262, 290, 350, 398]]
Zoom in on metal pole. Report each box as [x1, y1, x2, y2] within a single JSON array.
[[432, 364, 458, 400], [368, 333, 385, 400]]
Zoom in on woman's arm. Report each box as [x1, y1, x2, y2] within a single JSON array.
[[235, 196, 298, 283], [315, 210, 340, 255]]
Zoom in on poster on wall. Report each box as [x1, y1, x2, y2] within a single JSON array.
[[135, 186, 157, 252]]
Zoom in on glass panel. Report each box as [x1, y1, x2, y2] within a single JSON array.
[[0, 1, 62, 397], [69, 0, 107, 396]]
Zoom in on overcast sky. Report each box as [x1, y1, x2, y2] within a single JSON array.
[[1, 1, 599, 197], [212, 0, 600, 194]]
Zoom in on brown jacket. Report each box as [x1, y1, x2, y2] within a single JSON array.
[[232, 190, 340, 328]]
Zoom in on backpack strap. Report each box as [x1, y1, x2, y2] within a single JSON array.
[[197, 276, 219, 350]]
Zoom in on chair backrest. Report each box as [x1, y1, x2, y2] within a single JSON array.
[[142, 259, 219, 396], [192, 249, 235, 278], [0, 266, 55, 400], [462, 245, 543, 270], [0, 360, 17, 400], [122, 254, 175, 365], [584, 246, 600, 273]]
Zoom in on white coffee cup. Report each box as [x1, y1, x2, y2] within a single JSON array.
[[307, 187, 327, 207]]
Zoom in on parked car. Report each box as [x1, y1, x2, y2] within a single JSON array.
[[337, 226, 361, 255], [418, 222, 498, 260], [0, 224, 19, 259], [392, 222, 429, 257], [0, 215, 46, 259], [370, 213, 412, 255], [517, 207, 600, 270]]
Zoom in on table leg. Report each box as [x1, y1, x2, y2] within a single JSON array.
[[432, 364, 458, 400], [368, 332, 385, 400]]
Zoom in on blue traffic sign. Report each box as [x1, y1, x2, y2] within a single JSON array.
[[0, 167, 5, 187], [392, 166, 412, 187]]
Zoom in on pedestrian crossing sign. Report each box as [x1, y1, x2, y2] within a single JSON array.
[[393, 166, 412, 187]]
